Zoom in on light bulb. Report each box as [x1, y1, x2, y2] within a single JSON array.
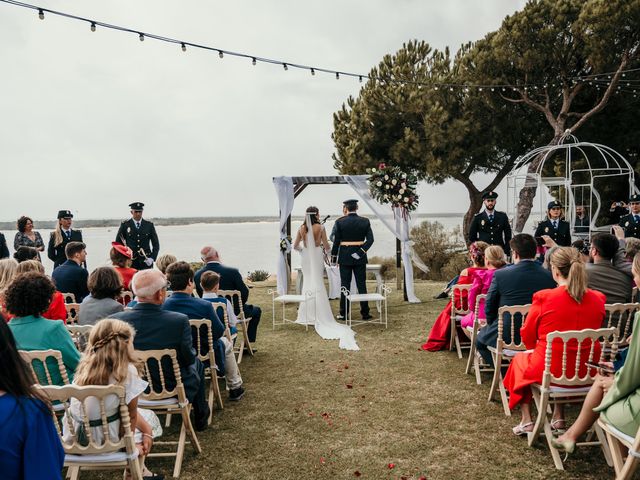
[[38, 9, 44, 20], [218, 51, 224, 59], [252, 57, 256, 66], [181, 43, 186, 52], [139, 33, 144, 42], [90, 22, 96, 32]]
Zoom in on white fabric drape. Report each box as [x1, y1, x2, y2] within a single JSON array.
[[273, 177, 295, 294], [344, 175, 428, 303]]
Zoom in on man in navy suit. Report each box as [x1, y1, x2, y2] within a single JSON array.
[[48, 210, 84, 269], [194, 246, 261, 343], [163, 261, 244, 401], [476, 234, 556, 366], [330, 199, 374, 320], [110, 269, 210, 430], [51, 242, 89, 302]]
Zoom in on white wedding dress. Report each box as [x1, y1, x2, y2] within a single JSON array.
[[295, 215, 359, 351]]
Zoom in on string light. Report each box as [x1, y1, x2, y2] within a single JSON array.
[[2, 0, 638, 94]]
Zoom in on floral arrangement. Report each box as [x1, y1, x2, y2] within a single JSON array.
[[367, 163, 419, 214]]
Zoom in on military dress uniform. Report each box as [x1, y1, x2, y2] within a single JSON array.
[[619, 194, 640, 239], [330, 200, 374, 319], [47, 210, 84, 269], [534, 219, 572, 246], [115, 203, 159, 270], [468, 192, 512, 256]]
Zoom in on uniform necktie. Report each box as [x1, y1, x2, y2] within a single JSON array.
[[488, 214, 494, 222], [66, 230, 71, 240], [136, 222, 141, 229], [635, 215, 640, 223], [553, 220, 558, 229]]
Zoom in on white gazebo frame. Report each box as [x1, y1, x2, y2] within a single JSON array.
[[506, 132, 638, 236]]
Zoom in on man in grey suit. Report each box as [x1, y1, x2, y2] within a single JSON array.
[[476, 234, 556, 366], [586, 230, 633, 304]]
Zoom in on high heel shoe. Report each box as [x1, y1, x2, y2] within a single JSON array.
[[550, 437, 576, 454]]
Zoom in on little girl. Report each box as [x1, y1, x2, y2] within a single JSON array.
[[63, 318, 162, 479]]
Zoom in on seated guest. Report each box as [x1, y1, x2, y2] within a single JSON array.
[[110, 242, 137, 291], [0, 233, 8, 259], [503, 247, 606, 435], [476, 234, 556, 366], [110, 269, 210, 430], [13, 261, 66, 322], [460, 246, 507, 331], [553, 252, 640, 452], [51, 241, 89, 302], [200, 271, 238, 335], [13, 246, 39, 263], [0, 315, 65, 479], [164, 262, 244, 401], [14, 216, 45, 258], [0, 258, 18, 319], [7, 272, 81, 383], [195, 246, 261, 343], [625, 237, 640, 262], [63, 319, 162, 479], [78, 267, 124, 326], [571, 239, 591, 263], [421, 241, 489, 351], [586, 232, 633, 304], [156, 254, 177, 275]]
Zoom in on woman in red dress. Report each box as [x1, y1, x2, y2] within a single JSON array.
[[110, 242, 137, 291], [421, 241, 489, 351], [504, 247, 605, 435]]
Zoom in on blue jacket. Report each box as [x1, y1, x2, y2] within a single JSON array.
[[194, 262, 250, 313], [51, 260, 89, 302]]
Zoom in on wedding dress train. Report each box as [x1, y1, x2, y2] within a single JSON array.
[[296, 217, 359, 351]]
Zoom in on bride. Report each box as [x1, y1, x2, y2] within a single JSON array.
[[293, 206, 359, 351]]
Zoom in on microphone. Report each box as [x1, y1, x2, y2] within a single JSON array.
[[321, 215, 330, 224]]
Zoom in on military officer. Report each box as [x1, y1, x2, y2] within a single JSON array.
[[330, 199, 374, 321], [534, 200, 571, 246], [619, 194, 640, 239], [115, 202, 160, 270], [47, 210, 84, 269], [468, 191, 512, 256]]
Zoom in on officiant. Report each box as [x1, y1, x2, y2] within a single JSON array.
[[331, 199, 374, 321], [115, 202, 160, 270]]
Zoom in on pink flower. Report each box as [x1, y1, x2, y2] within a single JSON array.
[[378, 162, 386, 169]]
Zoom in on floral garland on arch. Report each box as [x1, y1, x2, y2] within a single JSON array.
[[366, 163, 419, 217]]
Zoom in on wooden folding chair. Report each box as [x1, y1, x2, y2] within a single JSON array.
[[189, 319, 224, 418], [487, 304, 531, 416], [39, 384, 143, 480], [604, 303, 640, 345], [449, 284, 472, 359], [66, 303, 81, 324], [528, 327, 617, 470], [61, 292, 77, 304], [118, 290, 134, 306], [20, 349, 70, 386], [137, 349, 202, 478], [632, 286, 638, 304], [464, 294, 492, 384], [597, 417, 640, 479], [218, 289, 254, 363], [66, 324, 93, 352], [211, 298, 237, 342]]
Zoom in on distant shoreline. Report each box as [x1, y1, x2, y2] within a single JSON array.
[[0, 212, 466, 230]]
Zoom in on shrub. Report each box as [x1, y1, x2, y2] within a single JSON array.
[[367, 256, 397, 280], [247, 269, 270, 282], [410, 220, 466, 281]]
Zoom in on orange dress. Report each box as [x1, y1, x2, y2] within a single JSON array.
[[503, 286, 605, 409]]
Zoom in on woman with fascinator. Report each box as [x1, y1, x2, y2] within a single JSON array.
[[421, 241, 489, 351], [293, 206, 359, 350]]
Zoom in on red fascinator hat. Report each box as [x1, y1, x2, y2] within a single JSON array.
[[111, 242, 133, 259]]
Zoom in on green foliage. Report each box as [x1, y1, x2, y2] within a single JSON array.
[[410, 221, 466, 281], [247, 269, 270, 282], [367, 255, 397, 281]]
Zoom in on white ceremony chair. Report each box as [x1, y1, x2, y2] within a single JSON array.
[[40, 384, 143, 480], [342, 284, 390, 328], [603, 303, 640, 346], [210, 300, 235, 343], [65, 303, 81, 324], [464, 294, 492, 384], [137, 349, 202, 478], [528, 327, 617, 470], [66, 325, 93, 352], [449, 284, 472, 359], [269, 289, 315, 331], [20, 349, 70, 387], [597, 417, 640, 479], [61, 292, 77, 304], [218, 289, 254, 363], [118, 290, 134, 306], [487, 304, 531, 416], [189, 318, 224, 417]]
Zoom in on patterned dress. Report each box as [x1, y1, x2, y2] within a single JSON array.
[[14, 231, 45, 250]]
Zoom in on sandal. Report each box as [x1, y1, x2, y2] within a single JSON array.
[[550, 418, 566, 433], [512, 422, 534, 436]]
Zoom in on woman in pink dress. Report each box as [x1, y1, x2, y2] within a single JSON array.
[[460, 246, 507, 331]]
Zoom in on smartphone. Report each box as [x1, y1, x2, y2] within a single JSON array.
[[585, 361, 615, 374], [535, 236, 545, 247]]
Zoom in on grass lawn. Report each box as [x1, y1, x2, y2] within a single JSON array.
[[86, 280, 613, 479]]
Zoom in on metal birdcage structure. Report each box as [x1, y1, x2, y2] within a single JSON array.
[[506, 131, 638, 237]]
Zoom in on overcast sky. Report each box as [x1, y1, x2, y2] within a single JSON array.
[[0, 0, 528, 221]]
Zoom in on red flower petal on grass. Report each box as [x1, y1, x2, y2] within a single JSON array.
[[346, 384, 353, 389], [419, 476, 427, 480], [320, 457, 326, 465], [354, 471, 361, 477], [344, 364, 349, 369], [387, 463, 395, 469]]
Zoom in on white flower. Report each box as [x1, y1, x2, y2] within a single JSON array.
[[391, 179, 397, 185], [401, 182, 406, 188], [404, 197, 409, 202], [372, 167, 377, 172], [399, 188, 405, 194], [384, 175, 389, 180], [376, 181, 382, 187], [401, 173, 407, 179], [385, 184, 390, 189]]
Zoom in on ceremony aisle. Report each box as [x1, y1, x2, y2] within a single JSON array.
[[85, 281, 610, 480]]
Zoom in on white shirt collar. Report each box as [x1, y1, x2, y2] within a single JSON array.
[[202, 292, 219, 299]]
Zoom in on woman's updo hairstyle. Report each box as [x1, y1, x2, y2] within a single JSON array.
[[485, 245, 507, 268], [469, 241, 489, 267]]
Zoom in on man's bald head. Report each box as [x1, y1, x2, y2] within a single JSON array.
[[200, 246, 220, 262], [131, 269, 167, 303]]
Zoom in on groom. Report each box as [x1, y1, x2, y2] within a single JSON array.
[[331, 199, 374, 320]]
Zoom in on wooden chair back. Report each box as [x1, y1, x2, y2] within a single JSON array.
[[188, 319, 216, 365], [210, 300, 233, 340], [632, 286, 638, 303], [603, 303, 639, 344], [137, 349, 188, 404], [20, 349, 70, 386], [61, 292, 77, 304], [66, 324, 93, 352], [451, 284, 473, 317], [65, 303, 81, 324], [541, 328, 618, 388], [218, 289, 246, 319], [465, 293, 489, 381], [496, 304, 531, 351], [118, 290, 134, 306]]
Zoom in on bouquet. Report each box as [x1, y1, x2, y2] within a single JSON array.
[[367, 163, 419, 215]]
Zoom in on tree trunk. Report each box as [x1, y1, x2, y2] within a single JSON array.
[[463, 189, 484, 245]]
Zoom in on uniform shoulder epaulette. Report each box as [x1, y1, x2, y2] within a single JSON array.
[[121, 219, 128, 224], [474, 212, 482, 217]]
